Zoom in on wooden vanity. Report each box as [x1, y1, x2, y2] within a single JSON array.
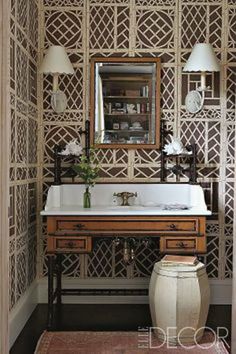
[[46, 215, 206, 255], [41, 183, 210, 329]]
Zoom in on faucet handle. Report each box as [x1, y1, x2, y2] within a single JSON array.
[[113, 192, 121, 197]]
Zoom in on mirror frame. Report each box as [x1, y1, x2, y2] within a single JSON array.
[[90, 57, 161, 149]]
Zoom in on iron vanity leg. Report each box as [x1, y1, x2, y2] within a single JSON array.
[[47, 255, 55, 330], [56, 254, 62, 306]]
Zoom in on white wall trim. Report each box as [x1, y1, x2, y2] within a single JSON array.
[[209, 279, 232, 305], [9, 280, 38, 348], [37, 277, 232, 305]]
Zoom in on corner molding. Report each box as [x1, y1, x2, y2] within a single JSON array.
[[0, 0, 11, 352]]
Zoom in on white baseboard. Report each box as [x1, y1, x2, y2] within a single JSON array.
[[9, 280, 38, 348], [209, 279, 232, 304], [37, 277, 232, 305]]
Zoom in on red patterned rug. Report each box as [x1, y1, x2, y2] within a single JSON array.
[[35, 331, 229, 354]]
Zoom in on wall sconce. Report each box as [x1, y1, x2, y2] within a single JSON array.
[[40, 45, 74, 113], [183, 43, 220, 114]]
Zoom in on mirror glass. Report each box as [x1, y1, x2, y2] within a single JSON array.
[[90, 58, 161, 149]]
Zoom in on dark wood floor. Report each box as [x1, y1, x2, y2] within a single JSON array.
[[10, 304, 231, 354]]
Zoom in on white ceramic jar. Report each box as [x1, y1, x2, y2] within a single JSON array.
[[149, 261, 210, 345]]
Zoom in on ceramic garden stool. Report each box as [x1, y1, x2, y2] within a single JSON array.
[[149, 261, 210, 345]]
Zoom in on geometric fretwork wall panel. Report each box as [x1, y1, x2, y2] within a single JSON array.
[[39, 0, 235, 283], [9, 0, 39, 310]]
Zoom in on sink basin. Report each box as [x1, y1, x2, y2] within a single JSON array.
[[41, 183, 211, 216]]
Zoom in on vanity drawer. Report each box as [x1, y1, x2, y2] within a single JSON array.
[[47, 236, 92, 253], [48, 216, 202, 236], [166, 238, 196, 249], [151, 219, 199, 233], [160, 237, 196, 254], [160, 236, 206, 254]]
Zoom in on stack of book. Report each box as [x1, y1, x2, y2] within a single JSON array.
[[160, 255, 199, 267]]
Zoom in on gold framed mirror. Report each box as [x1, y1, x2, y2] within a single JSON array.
[[90, 57, 161, 149]]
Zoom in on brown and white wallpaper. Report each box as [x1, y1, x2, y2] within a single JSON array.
[[38, 0, 235, 284], [9, 0, 39, 310], [7, 0, 235, 313]]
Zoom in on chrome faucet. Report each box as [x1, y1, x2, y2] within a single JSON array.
[[113, 192, 137, 206]]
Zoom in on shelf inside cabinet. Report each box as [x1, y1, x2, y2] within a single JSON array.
[[104, 96, 149, 100], [105, 129, 148, 133], [101, 77, 150, 82], [104, 113, 150, 117]]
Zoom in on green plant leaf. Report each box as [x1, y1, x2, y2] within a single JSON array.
[[72, 148, 100, 186]]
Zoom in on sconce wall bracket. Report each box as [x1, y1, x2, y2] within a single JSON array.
[[185, 89, 205, 114]]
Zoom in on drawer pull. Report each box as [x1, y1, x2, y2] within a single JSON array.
[[169, 223, 177, 230], [65, 241, 76, 248], [75, 223, 85, 230], [176, 241, 185, 248]]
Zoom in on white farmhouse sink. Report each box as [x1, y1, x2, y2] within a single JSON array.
[[41, 184, 211, 216]]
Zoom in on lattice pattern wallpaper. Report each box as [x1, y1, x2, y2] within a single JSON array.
[[9, 0, 39, 310], [38, 1, 235, 283]]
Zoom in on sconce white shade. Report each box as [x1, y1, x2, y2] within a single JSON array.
[[183, 43, 220, 72], [40, 45, 74, 75]]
